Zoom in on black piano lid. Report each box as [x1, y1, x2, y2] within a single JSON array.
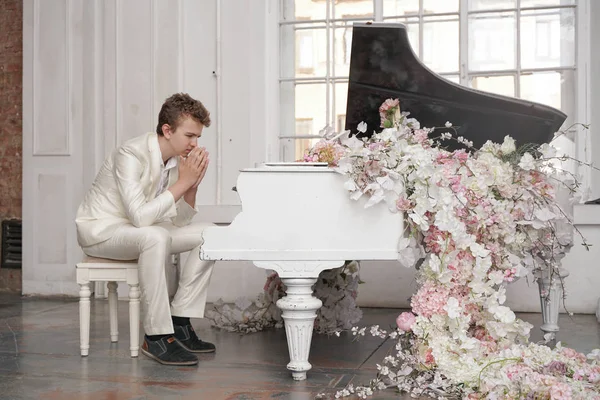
[[344, 23, 567, 150]]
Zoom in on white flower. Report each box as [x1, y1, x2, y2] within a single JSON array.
[[343, 179, 357, 191], [587, 348, 600, 360], [340, 133, 364, 150], [500, 135, 516, 154], [428, 254, 442, 273], [319, 125, 334, 138], [444, 297, 462, 319], [489, 305, 516, 323], [445, 121, 452, 128], [349, 190, 363, 201], [357, 121, 367, 133], [364, 189, 385, 208], [470, 243, 490, 258], [376, 175, 395, 190], [539, 143, 557, 158], [378, 128, 395, 141], [534, 207, 556, 222], [488, 271, 505, 286], [518, 152, 535, 170]]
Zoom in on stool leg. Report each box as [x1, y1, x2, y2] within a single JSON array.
[[79, 282, 91, 356], [129, 283, 140, 357], [107, 281, 119, 342]]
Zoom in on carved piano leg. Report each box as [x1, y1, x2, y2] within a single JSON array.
[[276, 277, 323, 381]]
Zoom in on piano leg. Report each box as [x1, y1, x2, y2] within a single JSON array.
[[276, 277, 323, 381], [254, 260, 343, 380]]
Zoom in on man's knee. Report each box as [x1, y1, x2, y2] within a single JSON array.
[[140, 226, 172, 249], [188, 222, 216, 232]]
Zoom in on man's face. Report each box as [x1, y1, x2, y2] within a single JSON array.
[[164, 116, 204, 157]]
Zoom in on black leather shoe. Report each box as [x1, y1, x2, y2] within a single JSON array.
[[141, 335, 198, 366], [174, 324, 216, 353]]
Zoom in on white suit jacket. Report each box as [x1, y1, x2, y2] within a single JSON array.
[[75, 132, 197, 247]]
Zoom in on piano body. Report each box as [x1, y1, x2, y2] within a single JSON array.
[[200, 163, 404, 380], [200, 23, 567, 381]]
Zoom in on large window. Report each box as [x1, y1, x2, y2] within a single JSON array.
[[279, 0, 578, 161]]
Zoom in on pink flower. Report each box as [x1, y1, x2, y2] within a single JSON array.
[[503, 267, 517, 282], [364, 160, 382, 177], [378, 98, 399, 114], [395, 197, 413, 211], [378, 98, 400, 127], [413, 129, 429, 144], [396, 312, 416, 331], [453, 149, 469, 163], [424, 348, 435, 366], [561, 347, 587, 363], [411, 281, 450, 318], [550, 382, 572, 399], [545, 361, 568, 375]]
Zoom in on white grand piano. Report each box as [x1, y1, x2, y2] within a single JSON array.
[[200, 163, 404, 380], [200, 22, 567, 381]]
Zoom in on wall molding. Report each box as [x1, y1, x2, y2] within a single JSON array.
[[32, 0, 72, 157]]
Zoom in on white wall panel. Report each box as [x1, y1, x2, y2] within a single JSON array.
[[118, 0, 153, 143], [103, 0, 118, 155], [220, 0, 253, 205], [35, 174, 68, 264], [33, 0, 69, 156], [182, 0, 218, 205], [153, 0, 179, 120]]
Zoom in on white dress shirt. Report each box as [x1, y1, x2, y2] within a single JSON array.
[[155, 157, 178, 198]]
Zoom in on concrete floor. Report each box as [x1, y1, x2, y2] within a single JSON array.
[[1, 293, 600, 400]]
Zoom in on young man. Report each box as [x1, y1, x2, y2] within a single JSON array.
[[76, 93, 216, 366]]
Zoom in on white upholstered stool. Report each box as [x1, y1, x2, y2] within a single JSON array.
[[76, 256, 140, 357]]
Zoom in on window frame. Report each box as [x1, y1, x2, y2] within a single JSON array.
[[276, 0, 590, 186]]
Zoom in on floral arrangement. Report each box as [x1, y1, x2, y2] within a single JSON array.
[[206, 261, 362, 335], [205, 272, 285, 333], [313, 260, 363, 334], [304, 99, 600, 399]]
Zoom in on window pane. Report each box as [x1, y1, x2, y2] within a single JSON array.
[[521, 0, 575, 7], [383, 18, 420, 57], [333, 0, 373, 19], [442, 74, 460, 83], [423, 16, 459, 73], [468, 0, 516, 11], [520, 8, 575, 69], [279, 81, 329, 140], [471, 75, 515, 97], [520, 71, 567, 111], [294, 83, 328, 135], [296, 118, 314, 136], [334, 82, 349, 131], [521, 71, 575, 141], [383, 0, 419, 16], [285, 0, 328, 21], [423, 0, 459, 13], [280, 25, 328, 79], [469, 12, 516, 71], [334, 25, 355, 77]]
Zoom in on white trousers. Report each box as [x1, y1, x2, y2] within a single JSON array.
[[82, 222, 216, 335]]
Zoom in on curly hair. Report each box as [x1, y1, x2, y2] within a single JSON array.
[[156, 93, 211, 135]]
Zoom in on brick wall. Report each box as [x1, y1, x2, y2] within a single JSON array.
[[0, 0, 22, 291], [0, 0, 22, 220]]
